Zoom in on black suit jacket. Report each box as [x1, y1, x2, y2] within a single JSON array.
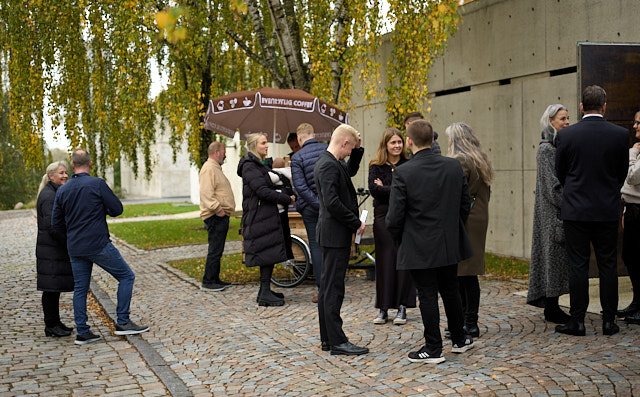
[[555, 116, 629, 222], [314, 147, 364, 248], [386, 148, 473, 270]]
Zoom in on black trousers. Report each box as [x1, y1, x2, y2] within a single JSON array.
[[623, 203, 640, 300], [410, 264, 465, 355], [318, 246, 350, 346], [42, 291, 61, 327], [203, 215, 229, 286], [564, 220, 619, 322]]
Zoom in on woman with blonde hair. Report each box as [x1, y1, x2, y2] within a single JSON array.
[[527, 104, 571, 323], [446, 122, 494, 337], [368, 127, 416, 325], [237, 133, 295, 306], [36, 161, 74, 337]]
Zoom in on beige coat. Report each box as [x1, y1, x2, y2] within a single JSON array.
[[456, 156, 490, 276], [199, 158, 236, 220]]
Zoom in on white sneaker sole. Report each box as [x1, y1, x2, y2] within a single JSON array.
[[74, 336, 102, 345], [115, 327, 149, 336], [200, 285, 228, 292], [451, 342, 474, 353], [393, 318, 407, 325], [408, 356, 446, 364]]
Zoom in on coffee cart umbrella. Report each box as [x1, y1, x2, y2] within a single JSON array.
[[203, 87, 349, 143]]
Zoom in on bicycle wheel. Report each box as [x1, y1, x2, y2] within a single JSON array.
[[271, 235, 311, 288]]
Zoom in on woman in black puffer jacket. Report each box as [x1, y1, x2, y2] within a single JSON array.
[[237, 133, 295, 306], [36, 161, 75, 337]]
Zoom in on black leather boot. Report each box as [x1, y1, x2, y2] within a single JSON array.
[[257, 281, 284, 307]]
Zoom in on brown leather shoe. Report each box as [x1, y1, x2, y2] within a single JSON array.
[[312, 295, 318, 303]]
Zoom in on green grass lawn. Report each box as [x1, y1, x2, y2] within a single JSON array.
[[109, 217, 242, 249], [120, 202, 199, 218], [170, 254, 261, 284], [484, 252, 529, 280]]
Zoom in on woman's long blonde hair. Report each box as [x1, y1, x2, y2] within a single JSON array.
[[245, 132, 267, 161], [446, 122, 494, 186], [369, 127, 407, 167], [37, 161, 69, 196]]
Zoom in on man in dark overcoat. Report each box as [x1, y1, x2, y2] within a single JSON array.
[[555, 85, 629, 336], [314, 124, 367, 356], [386, 120, 474, 364]]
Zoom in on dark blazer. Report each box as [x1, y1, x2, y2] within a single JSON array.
[[555, 116, 629, 222], [386, 148, 473, 270], [237, 153, 292, 267], [314, 148, 364, 248], [36, 181, 74, 292]]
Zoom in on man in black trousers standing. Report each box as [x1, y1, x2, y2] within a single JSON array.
[[386, 120, 474, 364], [314, 124, 367, 356], [555, 85, 629, 336]]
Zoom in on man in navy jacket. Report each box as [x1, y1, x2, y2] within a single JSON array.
[[555, 85, 629, 336], [52, 149, 149, 344]]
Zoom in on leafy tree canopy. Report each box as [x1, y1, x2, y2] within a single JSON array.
[[0, 0, 460, 176]]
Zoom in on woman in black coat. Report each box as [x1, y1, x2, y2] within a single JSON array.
[[36, 161, 74, 337], [237, 133, 295, 306], [368, 127, 416, 325]]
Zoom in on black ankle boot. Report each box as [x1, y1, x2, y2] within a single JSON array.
[[463, 323, 480, 338], [544, 304, 571, 324], [617, 301, 640, 317], [257, 282, 284, 307], [57, 321, 73, 332], [45, 324, 72, 337]]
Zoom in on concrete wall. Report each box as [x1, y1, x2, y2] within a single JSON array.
[[120, 128, 192, 199], [349, 0, 640, 259]]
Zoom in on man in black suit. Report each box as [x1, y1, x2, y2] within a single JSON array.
[[386, 120, 474, 364], [314, 123, 367, 356], [555, 85, 629, 336]]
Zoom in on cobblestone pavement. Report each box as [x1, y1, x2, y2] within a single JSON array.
[[3, 209, 640, 396]]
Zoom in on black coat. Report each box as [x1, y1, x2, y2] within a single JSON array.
[[36, 181, 74, 292], [237, 153, 292, 267], [555, 116, 629, 222], [386, 149, 473, 270], [314, 149, 364, 248]]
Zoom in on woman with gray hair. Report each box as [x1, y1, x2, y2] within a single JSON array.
[[446, 122, 494, 338], [237, 133, 295, 306], [527, 104, 571, 323], [36, 161, 74, 337]]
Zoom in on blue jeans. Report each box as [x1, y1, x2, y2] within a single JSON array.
[[301, 207, 323, 289], [70, 242, 135, 335]]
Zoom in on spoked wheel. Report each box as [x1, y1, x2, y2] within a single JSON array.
[[271, 235, 311, 288]]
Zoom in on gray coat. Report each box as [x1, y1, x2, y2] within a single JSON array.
[[527, 141, 569, 307]]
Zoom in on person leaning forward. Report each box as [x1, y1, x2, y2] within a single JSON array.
[[314, 123, 367, 356], [51, 149, 149, 345], [199, 141, 236, 292], [386, 120, 475, 364]]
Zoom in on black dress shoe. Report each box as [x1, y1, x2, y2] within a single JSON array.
[[603, 321, 620, 335], [617, 302, 640, 317], [555, 320, 586, 336], [321, 341, 330, 351], [330, 342, 369, 356], [544, 306, 571, 324], [463, 324, 480, 338], [44, 325, 72, 337], [625, 311, 640, 324]]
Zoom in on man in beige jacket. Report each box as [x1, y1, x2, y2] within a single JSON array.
[[200, 141, 236, 291]]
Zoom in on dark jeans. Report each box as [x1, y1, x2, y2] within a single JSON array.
[[70, 242, 136, 335], [410, 264, 465, 355], [318, 245, 350, 346], [203, 215, 229, 286], [42, 291, 61, 328], [623, 203, 640, 300], [564, 220, 619, 322], [301, 207, 323, 289]]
